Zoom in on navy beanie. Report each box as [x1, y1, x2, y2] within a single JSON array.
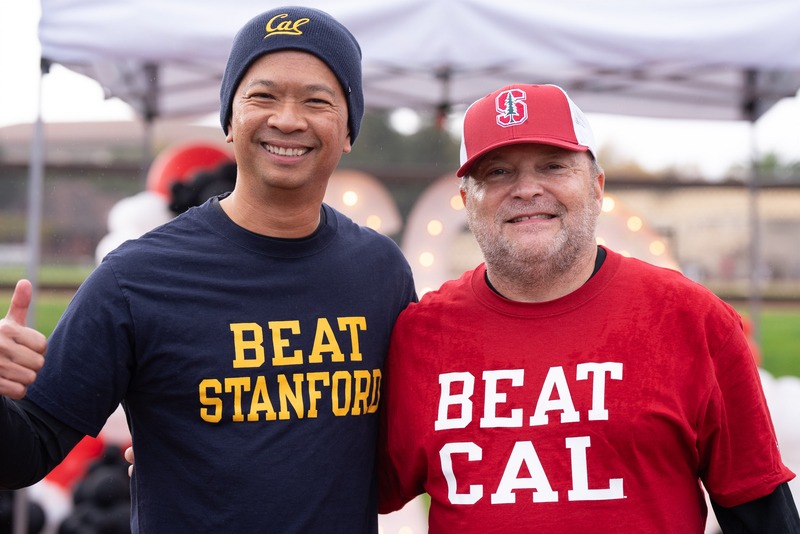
[[220, 6, 364, 144]]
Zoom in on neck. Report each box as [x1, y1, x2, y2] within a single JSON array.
[[220, 188, 323, 238], [485, 246, 599, 303]]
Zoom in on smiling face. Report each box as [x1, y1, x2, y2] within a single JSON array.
[[225, 50, 352, 200], [461, 143, 605, 281]]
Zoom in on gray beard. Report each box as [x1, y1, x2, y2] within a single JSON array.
[[468, 200, 600, 287]]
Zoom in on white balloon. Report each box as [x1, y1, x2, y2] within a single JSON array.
[[759, 370, 800, 498], [94, 230, 139, 265], [107, 191, 172, 235], [99, 190, 176, 264]]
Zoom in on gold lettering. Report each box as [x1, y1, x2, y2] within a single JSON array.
[[199, 368, 383, 423], [225, 377, 251, 422], [264, 14, 310, 38], [199, 379, 222, 423], [367, 369, 382, 414], [308, 318, 345, 363], [247, 376, 277, 422], [277, 373, 305, 420], [306, 372, 331, 418], [331, 370, 352, 416], [351, 369, 373, 415], [270, 320, 303, 366], [338, 316, 366, 361], [230, 323, 265, 368]]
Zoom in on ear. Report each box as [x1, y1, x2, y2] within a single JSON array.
[[342, 133, 352, 154], [594, 169, 606, 204], [459, 187, 468, 207]]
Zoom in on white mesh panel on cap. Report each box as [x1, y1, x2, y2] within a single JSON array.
[[565, 93, 597, 157]]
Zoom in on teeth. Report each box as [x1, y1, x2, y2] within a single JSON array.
[[266, 144, 309, 157], [510, 214, 553, 223]]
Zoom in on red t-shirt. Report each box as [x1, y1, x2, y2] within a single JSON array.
[[379, 248, 794, 533]]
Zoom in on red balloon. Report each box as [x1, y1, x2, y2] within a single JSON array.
[[44, 436, 106, 489], [146, 142, 233, 197]]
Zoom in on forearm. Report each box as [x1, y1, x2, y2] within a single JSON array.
[[0, 396, 83, 489], [712, 482, 800, 533]]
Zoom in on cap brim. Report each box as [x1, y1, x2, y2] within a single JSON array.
[[457, 137, 591, 177]]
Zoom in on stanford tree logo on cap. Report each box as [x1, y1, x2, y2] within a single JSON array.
[[496, 88, 528, 127], [264, 13, 310, 38]]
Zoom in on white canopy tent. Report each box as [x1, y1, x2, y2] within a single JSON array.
[[36, 0, 800, 121]]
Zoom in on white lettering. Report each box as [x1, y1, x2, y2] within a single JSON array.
[[440, 442, 483, 504], [436, 372, 475, 430], [491, 441, 558, 504], [480, 369, 524, 428], [529, 366, 580, 426], [576, 362, 623, 421], [566, 436, 624, 501]]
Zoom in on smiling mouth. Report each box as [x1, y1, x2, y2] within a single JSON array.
[[264, 143, 310, 157], [508, 214, 556, 223]]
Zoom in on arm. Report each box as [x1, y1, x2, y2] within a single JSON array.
[[0, 396, 84, 488], [711, 482, 800, 533]]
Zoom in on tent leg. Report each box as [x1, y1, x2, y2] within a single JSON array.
[[24, 61, 48, 326], [16, 58, 49, 534], [747, 121, 762, 346]]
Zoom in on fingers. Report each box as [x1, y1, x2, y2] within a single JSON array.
[[0, 342, 45, 399], [0, 378, 28, 400], [124, 446, 135, 478], [5, 279, 32, 326], [0, 280, 47, 399]]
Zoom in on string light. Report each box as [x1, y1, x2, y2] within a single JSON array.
[[649, 240, 666, 256], [419, 252, 435, 267], [342, 190, 359, 206], [427, 219, 443, 236], [626, 216, 643, 232]]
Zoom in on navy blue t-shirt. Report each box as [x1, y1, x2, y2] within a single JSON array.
[[27, 198, 417, 532]]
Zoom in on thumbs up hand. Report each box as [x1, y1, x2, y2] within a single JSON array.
[[0, 280, 48, 399]]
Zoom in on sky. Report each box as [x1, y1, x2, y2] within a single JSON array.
[[3, 2, 799, 180]]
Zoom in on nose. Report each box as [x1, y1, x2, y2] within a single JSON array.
[[266, 101, 307, 133], [510, 170, 545, 200]]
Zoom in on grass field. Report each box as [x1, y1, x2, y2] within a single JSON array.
[[0, 264, 96, 287], [747, 307, 800, 378], [1, 287, 799, 378]]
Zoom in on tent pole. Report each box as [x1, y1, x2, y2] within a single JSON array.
[[143, 117, 154, 181], [23, 59, 50, 326], [16, 55, 50, 534], [744, 69, 762, 346], [747, 121, 762, 346], [141, 63, 159, 181]]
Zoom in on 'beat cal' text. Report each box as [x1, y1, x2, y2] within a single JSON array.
[[436, 362, 626, 505], [198, 317, 380, 423]]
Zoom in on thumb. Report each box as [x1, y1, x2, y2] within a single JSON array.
[[6, 279, 33, 326]]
